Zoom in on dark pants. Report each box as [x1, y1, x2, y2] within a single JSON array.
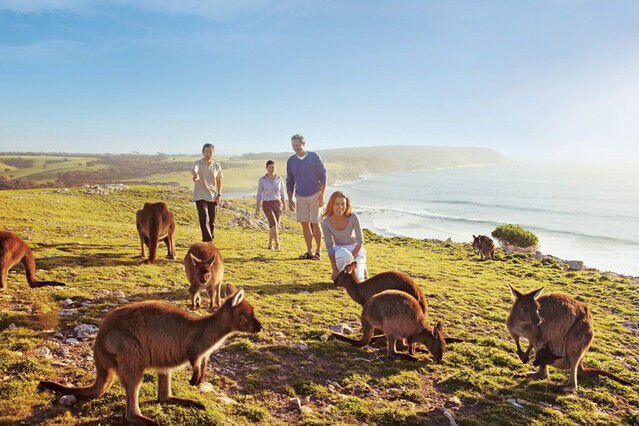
[[196, 200, 217, 242]]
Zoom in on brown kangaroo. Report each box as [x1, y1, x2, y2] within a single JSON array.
[[184, 242, 224, 310], [39, 289, 261, 425], [0, 230, 65, 290], [333, 290, 462, 362], [507, 285, 631, 391], [472, 235, 495, 260], [332, 262, 428, 353], [135, 202, 176, 264]]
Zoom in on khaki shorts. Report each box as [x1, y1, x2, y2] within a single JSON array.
[[295, 192, 321, 223]]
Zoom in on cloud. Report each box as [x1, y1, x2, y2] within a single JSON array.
[[0, 39, 87, 62]]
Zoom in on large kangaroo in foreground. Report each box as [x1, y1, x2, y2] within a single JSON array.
[[0, 230, 65, 290], [135, 202, 176, 264], [507, 285, 631, 391], [333, 290, 462, 362], [39, 290, 261, 425], [333, 262, 428, 352], [185, 242, 224, 310]]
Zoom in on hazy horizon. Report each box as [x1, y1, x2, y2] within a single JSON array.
[[2, 1, 639, 161]]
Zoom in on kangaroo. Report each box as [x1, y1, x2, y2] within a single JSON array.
[[533, 343, 563, 367], [136, 202, 176, 265], [185, 242, 224, 310], [333, 290, 462, 362], [39, 289, 261, 425], [0, 230, 65, 290], [507, 285, 631, 391], [332, 262, 428, 353], [472, 235, 495, 260]]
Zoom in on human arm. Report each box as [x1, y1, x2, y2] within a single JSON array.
[[316, 154, 327, 207], [216, 176, 222, 202], [279, 179, 287, 213], [255, 178, 263, 215], [321, 219, 338, 278], [286, 158, 295, 212], [351, 214, 364, 257], [191, 162, 199, 181]]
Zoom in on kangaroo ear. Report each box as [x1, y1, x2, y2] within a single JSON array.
[[344, 264, 352, 274], [509, 284, 523, 299], [444, 337, 464, 344], [473, 235, 476, 239], [189, 253, 202, 265], [206, 255, 216, 266], [530, 287, 544, 299], [231, 288, 245, 307], [432, 322, 443, 338]]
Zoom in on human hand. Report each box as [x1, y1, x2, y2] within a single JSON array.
[[318, 195, 324, 208], [331, 269, 339, 281], [289, 199, 295, 212]]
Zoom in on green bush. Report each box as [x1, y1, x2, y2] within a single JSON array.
[[491, 224, 538, 248]]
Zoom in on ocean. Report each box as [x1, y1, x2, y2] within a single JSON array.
[[330, 162, 639, 276]]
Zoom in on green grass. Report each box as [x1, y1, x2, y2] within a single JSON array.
[[0, 186, 637, 424]]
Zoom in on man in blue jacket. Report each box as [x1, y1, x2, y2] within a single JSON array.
[[286, 134, 327, 260]]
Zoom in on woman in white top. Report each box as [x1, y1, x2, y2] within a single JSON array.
[[255, 160, 287, 250], [321, 191, 367, 281]]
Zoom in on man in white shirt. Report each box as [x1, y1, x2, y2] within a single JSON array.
[[192, 143, 223, 241]]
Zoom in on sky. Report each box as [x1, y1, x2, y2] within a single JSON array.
[[1, 1, 639, 160]]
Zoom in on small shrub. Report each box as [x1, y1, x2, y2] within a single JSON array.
[[233, 404, 269, 423], [492, 224, 538, 248]]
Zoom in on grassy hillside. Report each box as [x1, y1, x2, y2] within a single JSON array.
[[0, 146, 507, 192], [0, 186, 637, 425]]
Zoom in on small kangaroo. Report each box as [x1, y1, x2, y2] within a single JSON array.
[[472, 235, 495, 260], [533, 343, 563, 367], [0, 230, 65, 290], [332, 262, 428, 353], [333, 290, 462, 362], [39, 289, 261, 425], [507, 285, 631, 391], [184, 242, 225, 310], [135, 202, 176, 265]]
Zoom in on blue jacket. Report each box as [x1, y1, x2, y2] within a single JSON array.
[[286, 151, 327, 197]]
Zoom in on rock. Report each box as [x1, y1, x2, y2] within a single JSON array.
[[59, 394, 77, 407], [292, 304, 301, 309], [439, 407, 458, 426], [624, 321, 638, 335], [62, 298, 74, 307], [292, 342, 309, 351], [507, 398, 524, 409], [3, 323, 16, 332], [567, 260, 584, 271], [74, 324, 99, 338], [293, 317, 303, 323], [59, 309, 79, 316], [270, 331, 286, 341], [218, 396, 237, 404], [34, 347, 52, 358], [329, 324, 354, 335], [64, 338, 79, 344], [198, 382, 216, 393], [117, 298, 129, 304], [320, 334, 330, 342], [111, 290, 126, 299], [290, 397, 303, 411], [445, 237, 452, 243], [274, 279, 283, 285], [534, 251, 545, 259], [96, 289, 111, 298]]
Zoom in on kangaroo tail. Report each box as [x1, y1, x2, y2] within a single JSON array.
[[21, 248, 65, 288], [579, 367, 632, 386], [40, 363, 115, 398], [147, 215, 160, 263]]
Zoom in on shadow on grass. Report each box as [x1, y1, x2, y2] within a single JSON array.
[[251, 281, 332, 295]]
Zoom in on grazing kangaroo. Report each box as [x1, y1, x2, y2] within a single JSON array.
[[472, 235, 495, 260], [332, 262, 428, 353], [0, 230, 65, 290], [533, 343, 563, 367], [135, 202, 176, 265], [507, 285, 631, 391], [185, 242, 225, 310], [333, 290, 462, 362], [39, 289, 261, 425]]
